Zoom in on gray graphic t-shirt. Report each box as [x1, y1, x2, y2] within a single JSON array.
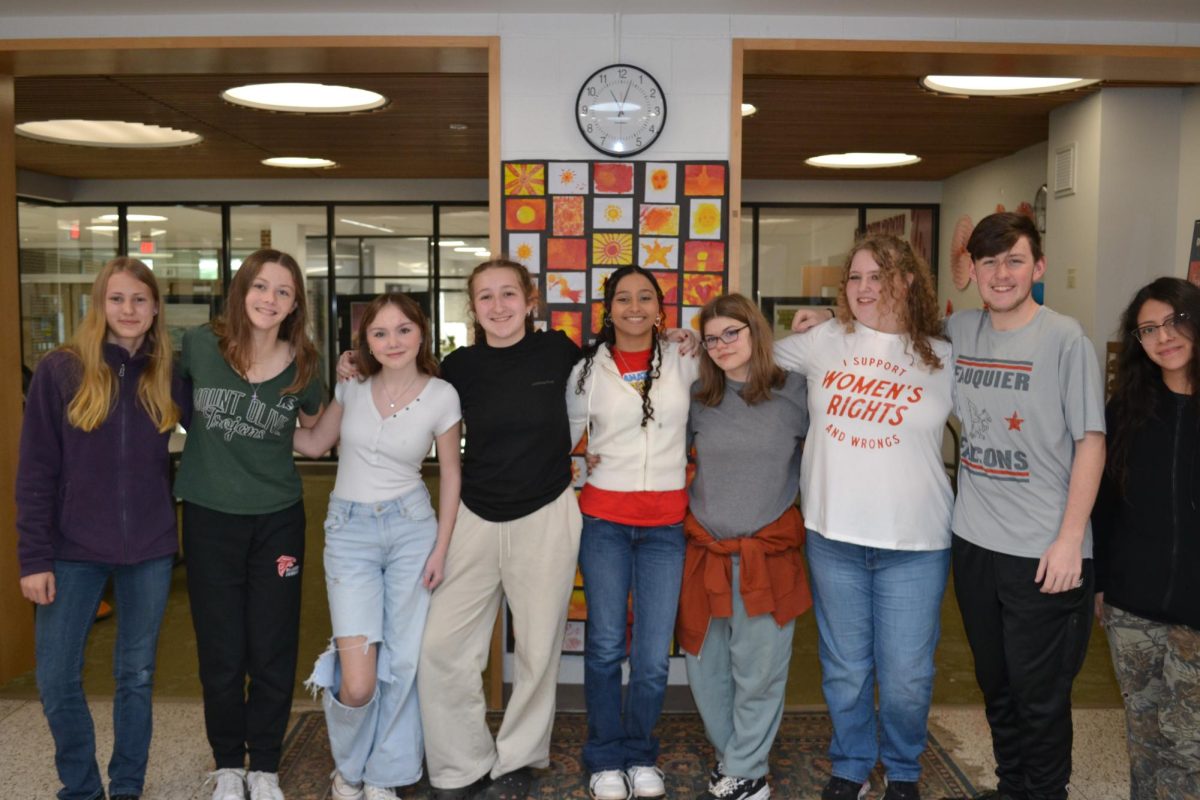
[[947, 306, 1105, 558], [175, 325, 324, 514]]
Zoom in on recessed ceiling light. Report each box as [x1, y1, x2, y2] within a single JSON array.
[[97, 213, 168, 222], [741, 103, 757, 117], [16, 120, 202, 148], [437, 240, 467, 247], [921, 76, 1099, 96], [222, 83, 387, 113], [448, 123, 469, 131], [262, 157, 338, 169], [805, 152, 922, 169]]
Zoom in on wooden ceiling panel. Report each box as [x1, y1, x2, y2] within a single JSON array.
[[741, 76, 1098, 180], [14, 72, 489, 179]]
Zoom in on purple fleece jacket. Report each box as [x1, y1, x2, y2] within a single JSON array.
[[16, 342, 191, 577]]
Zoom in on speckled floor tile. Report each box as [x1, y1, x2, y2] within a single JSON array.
[[928, 706, 1130, 800]]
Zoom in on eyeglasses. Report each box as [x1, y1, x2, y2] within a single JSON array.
[[1133, 312, 1190, 343], [702, 325, 749, 350]]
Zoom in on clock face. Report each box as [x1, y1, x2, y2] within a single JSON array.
[[576, 64, 666, 158]]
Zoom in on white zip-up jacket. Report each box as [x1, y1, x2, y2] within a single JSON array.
[[566, 341, 699, 492]]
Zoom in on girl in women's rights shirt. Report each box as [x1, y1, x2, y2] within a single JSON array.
[[774, 234, 954, 800]]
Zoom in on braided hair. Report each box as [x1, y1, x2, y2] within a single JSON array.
[[574, 265, 664, 427]]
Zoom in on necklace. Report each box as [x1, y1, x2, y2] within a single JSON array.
[[379, 373, 420, 410], [248, 381, 263, 402]]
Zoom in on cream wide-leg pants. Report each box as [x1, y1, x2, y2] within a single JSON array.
[[418, 486, 582, 790]]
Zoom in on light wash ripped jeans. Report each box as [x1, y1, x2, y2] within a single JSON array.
[[306, 487, 437, 788]]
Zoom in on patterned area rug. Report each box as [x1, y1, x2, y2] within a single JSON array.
[[280, 710, 975, 799]]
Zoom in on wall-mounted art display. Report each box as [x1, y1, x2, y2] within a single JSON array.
[[501, 159, 731, 343]]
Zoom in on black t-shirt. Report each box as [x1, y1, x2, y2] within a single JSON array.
[[441, 329, 581, 522]]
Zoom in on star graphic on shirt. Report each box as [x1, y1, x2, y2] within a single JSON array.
[[1005, 411, 1024, 431]]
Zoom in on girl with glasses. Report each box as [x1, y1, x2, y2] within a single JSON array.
[[1093, 276, 1200, 799], [678, 293, 812, 800]]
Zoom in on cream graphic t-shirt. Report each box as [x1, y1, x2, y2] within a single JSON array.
[[775, 319, 954, 550]]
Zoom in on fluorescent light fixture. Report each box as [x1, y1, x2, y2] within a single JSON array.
[[222, 83, 387, 113], [97, 213, 168, 223], [453, 247, 480, 253], [921, 75, 1099, 96], [16, 120, 202, 148], [741, 103, 757, 117], [437, 240, 466, 247], [85, 225, 119, 232], [339, 217, 395, 234], [806, 152, 921, 169], [262, 157, 337, 169]]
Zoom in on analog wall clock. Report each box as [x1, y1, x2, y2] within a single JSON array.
[[576, 64, 666, 158]]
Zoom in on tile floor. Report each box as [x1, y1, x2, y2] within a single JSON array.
[[1, 697, 1130, 799]]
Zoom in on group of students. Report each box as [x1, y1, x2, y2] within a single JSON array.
[[14, 209, 1199, 800]]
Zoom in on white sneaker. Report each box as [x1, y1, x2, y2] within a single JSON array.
[[246, 770, 285, 800], [627, 766, 666, 798], [208, 768, 246, 800], [330, 769, 364, 800], [363, 785, 399, 800], [590, 769, 631, 800]]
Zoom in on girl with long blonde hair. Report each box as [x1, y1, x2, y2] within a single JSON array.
[[17, 257, 187, 800]]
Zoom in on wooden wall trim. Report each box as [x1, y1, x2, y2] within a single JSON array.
[[728, 40, 744, 295], [486, 37, 504, 712], [0, 73, 34, 684]]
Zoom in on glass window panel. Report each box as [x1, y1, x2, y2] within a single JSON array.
[[438, 205, 487, 356], [18, 202, 119, 372], [756, 208, 858, 300], [127, 205, 223, 357], [334, 205, 432, 238], [864, 207, 936, 270]]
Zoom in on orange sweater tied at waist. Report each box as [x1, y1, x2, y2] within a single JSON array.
[[675, 506, 812, 656]]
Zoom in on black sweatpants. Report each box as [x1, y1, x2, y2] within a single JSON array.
[[183, 500, 306, 773], [951, 534, 1093, 800]]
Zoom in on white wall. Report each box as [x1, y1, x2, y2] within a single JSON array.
[[1094, 88, 1182, 343], [936, 142, 1047, 312], [1177, 86, 1200, 278], [1045, 93, 1102, 342]]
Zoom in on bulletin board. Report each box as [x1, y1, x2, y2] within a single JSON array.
[[502, 160, 731, 344]]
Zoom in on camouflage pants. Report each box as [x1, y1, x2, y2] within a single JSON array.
[[1104, 604, 1200, 800]]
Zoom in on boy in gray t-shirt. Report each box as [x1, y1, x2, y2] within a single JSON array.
[[946, 213, 1106, 800]]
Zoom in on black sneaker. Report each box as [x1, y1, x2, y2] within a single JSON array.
[[707, 762, 723, 792], [701, 774, 770, 800], [883, 779, 920, 800], [822, 776, 869, 800], [939, 792, 1023, 800]]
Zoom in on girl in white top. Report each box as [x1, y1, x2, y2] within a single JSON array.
[[295, 293, 461, 800], [566, 266, 699, 800], [773, 234, 953, 800]]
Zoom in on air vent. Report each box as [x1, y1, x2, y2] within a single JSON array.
[[1054, 143, 1077, 197]]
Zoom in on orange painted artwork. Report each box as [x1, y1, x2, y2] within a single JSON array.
[[661, 305, 679, 330], [639, 238, 677, 270], [505, 198, 546, 231], [638, 204, 680, 236], [690, 199, 722, 240], [504, 163, 546, 196], [552, 310, 583, 346], [593, 162, 635, 194], [644, 162, 676, 203], [568, 587, 588, 621], [683, 273, 724, 306], [684, 241, 725, 272], [683, 164, 725, 196], [546, 272, 585, 304], [593, 232, 634, 265], [591, 301, 606, 334], [553, 195, 585, 236], [656, 272, 680, 305], [547, 238, 587, 270]]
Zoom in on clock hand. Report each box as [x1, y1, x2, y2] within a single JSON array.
[[609, 88, 623, 117], [621, 81, 633, 109]]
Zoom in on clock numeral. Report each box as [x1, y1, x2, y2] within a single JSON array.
[[654, 106, 661, 115], [587, 87, 597, 97], [581, 105, 588, 115], [649, 88, 657, 98], [649, 125, 655, 133], [636, 137, 643, 147], [638, 74, 644, 83], [586, 124, 594, 133], [599, 73, 608, 84], [618, 68, 628, 79], [600, 134, 607, 144]]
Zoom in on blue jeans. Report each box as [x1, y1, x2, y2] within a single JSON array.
[[35, 556, 174, 800], [307, 490, 438, 788], [805, 530, 949, 784], [578, 515, 685, 772]]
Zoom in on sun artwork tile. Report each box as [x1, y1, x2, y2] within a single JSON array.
[[501, 160, 729, 343]]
